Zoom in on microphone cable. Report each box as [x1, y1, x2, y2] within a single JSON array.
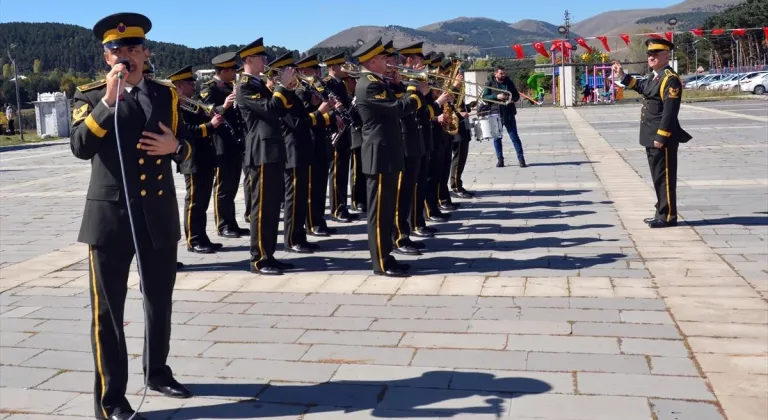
[[110, 65, 149, 420]]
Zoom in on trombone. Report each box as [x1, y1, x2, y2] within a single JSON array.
[[178, 94, 242, 143], [385, 64, 514, 105]]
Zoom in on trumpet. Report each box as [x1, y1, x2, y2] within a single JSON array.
[[385, 64, 514, 105], [179, 94, 243, 146], [261, 66, 299, 89]]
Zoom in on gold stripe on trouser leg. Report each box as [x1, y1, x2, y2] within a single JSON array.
[[89, 246, 108, 419], [332, 151, 339, 217], [665, 148, 671, 222], [307, 165, 314, 229], [351, 153, 357, 205], [453, 154, 460, 190], [214, 168, 221, 228], [376, 173, 385, 272], [256, 165, 266, 266], [186, 175, 194, 248], [424, 199, 432, 219], [289, 167, 297, 247], [394, 171, 403, 247]]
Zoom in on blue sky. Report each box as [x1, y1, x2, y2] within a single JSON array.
[[1, 0, 682, 51]]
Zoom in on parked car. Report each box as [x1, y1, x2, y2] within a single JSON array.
[[706, 74, 742, 90], [740, 73, 768, 95], [685, 74, 722, 89]]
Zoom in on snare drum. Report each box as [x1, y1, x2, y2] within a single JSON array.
[[476, 113, 501, 142]]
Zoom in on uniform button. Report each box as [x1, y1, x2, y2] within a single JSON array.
[[140, 174, 146, 181], [136, 143, 141, 150], [139, 158, 145, 165], [158, 190, 164, 196], [140, 190, 147, 196], [157, 175, 163, 180], [156, 159, 162, 165]]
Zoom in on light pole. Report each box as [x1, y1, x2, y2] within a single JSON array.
[[667, 17, 678, 72], [692, 38, 702, 81], [557, 25, 567, 108], [7, 44, 24, 141]]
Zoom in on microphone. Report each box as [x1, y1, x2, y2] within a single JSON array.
[[116, 59, 132, 79]]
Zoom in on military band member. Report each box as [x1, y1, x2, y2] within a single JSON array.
[[169, 65, 224, 254], [295, 54, 337, 237], [424, 86, 453, 222], [353, 37, 451, 277], [449, 97, 475, 199], [613, 38, 690, 228], [345, 74, 366, 213], [236, 38, 296, 275], [323, 52, 357, 223], [71, 12, 193, 420], [200, 51, 249, 238]]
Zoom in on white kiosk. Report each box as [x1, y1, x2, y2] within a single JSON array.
[[32, 92, 70, 139]]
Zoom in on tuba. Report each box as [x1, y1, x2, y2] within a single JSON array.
[[438, 58, 464, 136]]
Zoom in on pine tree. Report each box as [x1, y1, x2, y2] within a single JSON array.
[[33, 59, 42, 73]]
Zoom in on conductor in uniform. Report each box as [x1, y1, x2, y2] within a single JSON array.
[[199, 51, 249, 238], [168, 65, 225, 254], [70, 12, 193, 420], [235, 38, 297, 275], [353, 37, 452, 277], [613, 38, 690, 228]]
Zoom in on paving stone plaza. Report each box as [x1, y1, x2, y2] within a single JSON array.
[[0, 99, 766, 419]]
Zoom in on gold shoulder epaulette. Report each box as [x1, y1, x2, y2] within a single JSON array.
[[150, 79, 175, 88], [77, 79, 107, 92], [366, 74, 379, 83], [322, 75, 332, 82], [664, 68, 678, 78]]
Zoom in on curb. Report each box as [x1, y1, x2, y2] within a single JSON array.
[[0, 138, 68, 152]]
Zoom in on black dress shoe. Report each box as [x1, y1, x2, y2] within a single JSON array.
[[207, 242, 224, 250], [187, 244, 215, 254], [109, 412, 147, 420], [452, 190, 473, 199], [439, 203, 460, 211], [332, 214, 352, 223], [393, 245, 421, 256], [286, 243, 314, 254], [252, 265, 282, 275], [643, 217, 657, 223], [648, 219, 677, 228], [374, 268, 410, 277], [410, 241, 426, 250], [412, 228, 434, 238], [308, 227, 331, 237], [352, 203, 366, 213], [519, 158, 527, 168], [237, 227, 251, 236], [149, 379, 193, 399], [422, 226, 439, 234], [176, 262, 184, 270], [219, 228, 241, 238], [427, 215, 450, 223]]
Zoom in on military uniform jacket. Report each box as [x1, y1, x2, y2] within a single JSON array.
[[324, 76, 353, 150], [354, 71, 424, 175], [622, 66, 691, 147], [280, 89, 333, 169], [388, 81, 422, 158], [349, 102, 363, 149], [413, 87, 443, 153], [236, 73, 293, 167], [295, 84, 336, 159], [177, 107, 216, 174], [200, 78, 245, 156], [70, 78, 193, 250]]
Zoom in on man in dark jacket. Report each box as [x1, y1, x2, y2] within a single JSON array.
[[481, 66, 526, 168]]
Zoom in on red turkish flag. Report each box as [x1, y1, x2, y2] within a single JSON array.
[[764, 27, 768, 41], [576, 38, 593, 53], [619, 34, 631, 44], [551, 40, 563, 51], [533, 42, 550, 58], [690, 28, 704, 37], [712, 28, 725, 35], [512, 44, 525, 59], [648, 33, 664, 39], [596, 36, 611, 52], [664, 31, 673, 41], [731, 28, 747, 37]]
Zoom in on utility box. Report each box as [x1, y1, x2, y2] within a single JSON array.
[[464, 70, 490, 106], [33, 92, 70, 138], [559, 66, 577, 107]]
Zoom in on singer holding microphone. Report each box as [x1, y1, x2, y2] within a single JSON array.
[[70, 12, 193, 420]]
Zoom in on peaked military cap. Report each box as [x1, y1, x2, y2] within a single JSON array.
[[93, 12, 152, 49], [423, 51, 435, 66], [167, 65, 195, 82], [142, 62, 154, 74], [297, 53, 321, 69], [322, 52, 345, 67], [351, 37, 385, 63], [212, 51, 238, 69], [383, 40, 397, 56], [237, 37, 267, 59], [398, 41, 424, 57], [268, 52, 295, 69], [646, 38, 674, 52], [430, 52, 445, 68]]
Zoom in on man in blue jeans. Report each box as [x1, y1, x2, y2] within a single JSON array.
[[481, 66, 526, 168]]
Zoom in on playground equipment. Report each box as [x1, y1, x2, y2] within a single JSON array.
[[526, 73, 546, 105]]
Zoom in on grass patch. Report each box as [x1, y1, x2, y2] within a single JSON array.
[[0, 131, 60, 147], [621, 88, 757, 102]]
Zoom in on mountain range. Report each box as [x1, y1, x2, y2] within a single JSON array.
[[313, 0, 742, 56]]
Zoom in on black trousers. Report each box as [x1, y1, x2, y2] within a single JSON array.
[[349, 147, 366, 210], [243, 161, 253, 223], [249, 162, 285, 268], [284, 165, 310, 248], [438, 139, 453, 205], [214, 154, 243, 233], [307, 158, 330, 232], [367, 172, 398, 273], [413, 154, 430, 229], [450, 140, 470, 191], [647, 143, 678, 223], [329, 146, 351, 218], [425, 144, 446, 218], [183, 170, 215, 248], [394, 155, 421, 246], [88, 244, 177, 419]]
